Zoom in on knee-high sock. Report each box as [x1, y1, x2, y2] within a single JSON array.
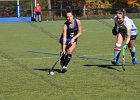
[[130, 46, 137, 59], [114, 43, 121, 62], [114, 50, 121, 62], [63, 54, 72, 67], [60, 54, 65, 67]]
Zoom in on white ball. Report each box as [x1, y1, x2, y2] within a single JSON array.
[[50, 71, 54, 75]]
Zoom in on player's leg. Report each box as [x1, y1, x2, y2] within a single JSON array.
[[128, 35, 137, 64], [36, 12, 40, 22], [38, 12, 42, 22], [112, 43, 121, 65], [59, 41, 66, 70], [112, 33, 123, 65], [62, 42, 76, 71], [59, 37, 72, 72], [35, 12, 38, 22], [34, 12, 36, 21], [60, 45, 66, 67]]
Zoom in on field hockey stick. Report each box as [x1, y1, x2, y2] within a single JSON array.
[[122, 47, 126, 71], [48, 43, 72, 75], [48, 52, 63, 75]]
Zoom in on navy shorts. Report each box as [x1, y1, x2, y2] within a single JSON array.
[[59, 38, 72, 44], [130, 35, 137, 40]]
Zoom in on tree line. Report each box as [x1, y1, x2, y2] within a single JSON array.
[[0, 0, 140, 17]]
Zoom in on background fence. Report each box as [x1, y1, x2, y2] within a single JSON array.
[[42, 7, 140, 20], [0, 1, 140, 21], [0, 0, 32, 17]]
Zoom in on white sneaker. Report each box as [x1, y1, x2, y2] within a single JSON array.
[[60, 66, 68, 72], [63, 66, 67, 70]]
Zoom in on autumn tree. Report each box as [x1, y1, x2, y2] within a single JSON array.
[[128, 0, 139, 7]]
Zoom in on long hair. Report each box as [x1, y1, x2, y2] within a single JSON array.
[[65, 6, 72, 18], [116, 9, 126, 17]]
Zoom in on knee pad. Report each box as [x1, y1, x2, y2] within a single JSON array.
[[114, 43, 121, 51]]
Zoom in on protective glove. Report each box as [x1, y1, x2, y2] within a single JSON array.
[[122, 44, 127, 50], [118, 25, 127, 33], [112, 27, 118, 36]]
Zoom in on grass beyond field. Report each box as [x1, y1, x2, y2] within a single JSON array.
[[0, 19, 139, 100]]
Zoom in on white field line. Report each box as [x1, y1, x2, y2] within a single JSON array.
[[83, 29, 107, 32], [0, 56, 55, 61], [0, 53, 114, 61]]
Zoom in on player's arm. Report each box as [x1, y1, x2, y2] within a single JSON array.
[[112, 22, 118, 36], [125, 21, 131, 45], [125, 29, 131, 44], [71, 19, 82, 43], [62, 24, 67, 54]]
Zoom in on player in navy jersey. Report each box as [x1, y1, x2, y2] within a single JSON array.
[[111, 9, 138, 65], [59, 6, 82, 72]]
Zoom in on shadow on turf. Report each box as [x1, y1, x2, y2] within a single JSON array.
[[33, 68, 66, 74], [84, 64, 122, 71]]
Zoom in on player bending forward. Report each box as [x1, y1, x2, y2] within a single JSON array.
[[112, 9, 138, 65], [59, 6, 82, 72]]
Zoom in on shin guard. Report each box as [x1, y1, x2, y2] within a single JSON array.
[[130, 47, 136, 59], [114, 43, 121, 62], [63, 54, 72, 67], [60, 53, 65, 67]]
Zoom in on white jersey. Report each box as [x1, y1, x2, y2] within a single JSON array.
[[114, 16, 138, 35]]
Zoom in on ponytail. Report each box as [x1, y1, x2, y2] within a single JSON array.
[[65, 6, 72, 18], [116, 9, 126, 17]]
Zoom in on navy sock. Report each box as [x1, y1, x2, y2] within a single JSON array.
[[63, 54, 72, 67]]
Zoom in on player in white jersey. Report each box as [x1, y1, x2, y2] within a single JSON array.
[[111, 9, 138, 65]]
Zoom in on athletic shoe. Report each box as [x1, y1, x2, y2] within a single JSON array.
[[132, 58, 138, 64], [60, 66, 68, 73], [111, 59, 119, 65]]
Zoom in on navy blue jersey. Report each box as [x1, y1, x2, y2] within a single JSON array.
[[65, 19, 78, 38], [59, 19, 78, 44]]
